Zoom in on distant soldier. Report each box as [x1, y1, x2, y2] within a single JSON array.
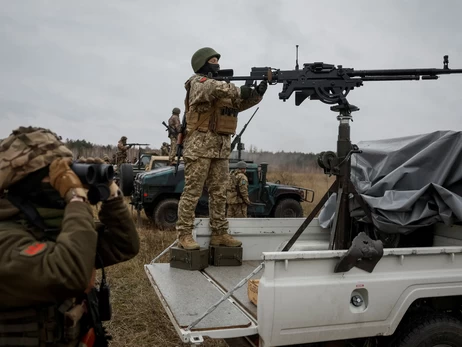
[[117, 136, 131, 165], [103, 154, 111, 164], [161, 142, 170, 156], [227, 161, 251, 217], [168, 107, 182, 163]]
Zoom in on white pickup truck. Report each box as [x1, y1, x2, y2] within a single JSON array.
[[144, 217, 462, 347]]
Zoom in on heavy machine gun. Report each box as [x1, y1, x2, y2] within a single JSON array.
[[215, 46, 462, 269]]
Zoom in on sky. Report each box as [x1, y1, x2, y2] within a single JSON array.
[[1, 0, 462, 153]]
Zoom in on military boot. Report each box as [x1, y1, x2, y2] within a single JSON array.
[[210, 234, 242, 247], [178, 235, 200, 250]]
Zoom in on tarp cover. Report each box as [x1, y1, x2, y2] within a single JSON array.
[[318, 130, 462, 234]]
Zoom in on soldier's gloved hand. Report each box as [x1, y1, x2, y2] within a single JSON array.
[[49, 158, 87, 203], [240, 85, 253, 100], [256, 80, 268, 96]]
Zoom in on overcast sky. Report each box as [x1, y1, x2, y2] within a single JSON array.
[[1, 0, 462, 153]]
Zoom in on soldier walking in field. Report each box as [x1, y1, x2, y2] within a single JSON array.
[[176, 47, 267, 250], [168, 107, 182, 164], [227, 161, 251, 218]]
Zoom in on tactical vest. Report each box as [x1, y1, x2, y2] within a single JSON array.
[[185, 78, 239, 136]]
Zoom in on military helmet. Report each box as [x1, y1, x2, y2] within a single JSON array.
[[172, 107, 181, 115], [237, 161, 247, 169], [0, 126, 73, 190], [121, 136, 127, 141], [103, 154, 110, 162], [191, 47, 221, 73], [162, 142, 168, 146]]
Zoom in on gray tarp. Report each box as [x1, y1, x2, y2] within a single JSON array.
[[318, 130, 462, 234]]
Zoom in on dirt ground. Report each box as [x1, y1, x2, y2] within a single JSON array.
[[103, 172, 331, 346]]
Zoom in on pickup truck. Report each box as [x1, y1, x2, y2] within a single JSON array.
[[144, 130, 462, 346]]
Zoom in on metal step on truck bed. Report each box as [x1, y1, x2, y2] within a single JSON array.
[[145, 261, 262, 344]]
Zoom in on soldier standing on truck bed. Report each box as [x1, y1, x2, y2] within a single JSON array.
[[0, 126, 140, 346], [175, 47, 267, 250], [168, 107, 182, 164], [116, 135, 131, 165], [227, 161, 251, 218]]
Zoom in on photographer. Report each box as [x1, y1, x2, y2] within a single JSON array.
[[0, 126, 139, 346]]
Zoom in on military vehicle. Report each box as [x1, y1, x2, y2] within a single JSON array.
[[129, 160, 314, 229]]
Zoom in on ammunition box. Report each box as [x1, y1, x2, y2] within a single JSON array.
[[209, 246, 243, 266], [170, 247, 209, 271]]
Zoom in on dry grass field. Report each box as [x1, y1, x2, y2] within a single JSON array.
[[102, 171, 333, 347]]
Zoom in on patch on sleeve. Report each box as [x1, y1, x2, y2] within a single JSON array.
[[241, 179, 247, 185], [20, 242, 47, 257], [199, 77, 207, 83]]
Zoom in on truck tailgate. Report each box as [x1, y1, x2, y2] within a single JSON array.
[[145, 262, 260, 344]]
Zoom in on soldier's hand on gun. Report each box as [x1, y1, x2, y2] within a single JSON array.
[[255, 80, 268, 96], [49, 157, 86, 202]]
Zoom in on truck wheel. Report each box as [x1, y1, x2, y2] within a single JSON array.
[[119, 163, 134, 197], [274, 198, 303, 218], [395, 315, 462, 347], [154, 198, 179, 230]]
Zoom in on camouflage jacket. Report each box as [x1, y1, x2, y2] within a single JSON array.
[[227, 170, 251, 205], [183, 74, 262, 159], [168, 114, 182, 138], [117, 141, 129, 154], [0, 196, 139, 309]]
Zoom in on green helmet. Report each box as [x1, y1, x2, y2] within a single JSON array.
[[237, 161, 247, 169], [191, 47, 221, 73], [172, 107, 181, 115]]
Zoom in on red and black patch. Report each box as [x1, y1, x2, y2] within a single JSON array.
[[20, 242, 47, 257], [199, 77, 207, 83]]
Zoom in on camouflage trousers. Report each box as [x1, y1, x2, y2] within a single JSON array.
[[227, 204, 248, 218], [116, 153, 127, 166], [169, 137, 177, 163], [176, 157, 229, 236]]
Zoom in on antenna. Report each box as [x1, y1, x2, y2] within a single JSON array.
[[295, 45, 299, 70]]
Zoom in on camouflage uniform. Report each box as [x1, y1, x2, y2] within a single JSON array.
[[168, 109, 182, 163], [116, 136, 130, 165], [160, 142, 170, 156], [0, 127, 139, 346], [227, 169, 251, 218], [103, 154, 111, 164], [176, 75, 262, 247]]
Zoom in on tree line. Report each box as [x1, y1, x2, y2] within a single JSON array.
[[64, 139, 322, 172]]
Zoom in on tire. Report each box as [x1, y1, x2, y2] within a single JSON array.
[[153, 198, 179, 230], [394, 315, 462, 347], [274, 198, 303, 218], [119, 164, 134, 197]]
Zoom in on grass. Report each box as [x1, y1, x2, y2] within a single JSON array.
[[102, 171, 332, 346]]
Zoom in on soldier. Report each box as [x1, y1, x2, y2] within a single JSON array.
[[227, 161, 251, 217], [160, 142, 170, 156], [116, 136, 131, 165], [0, 126, 140, 346], [103, 154, 111, 164], [176, 47, 267, 250], [168, 107, 182, 164]]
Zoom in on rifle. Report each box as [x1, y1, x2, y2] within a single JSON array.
[[162, 121, 177, 137], [174, 114, 187, 175], [126, 143, 149, 148], [218, 47, 462, 260], [230, 107, 259, 159]]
